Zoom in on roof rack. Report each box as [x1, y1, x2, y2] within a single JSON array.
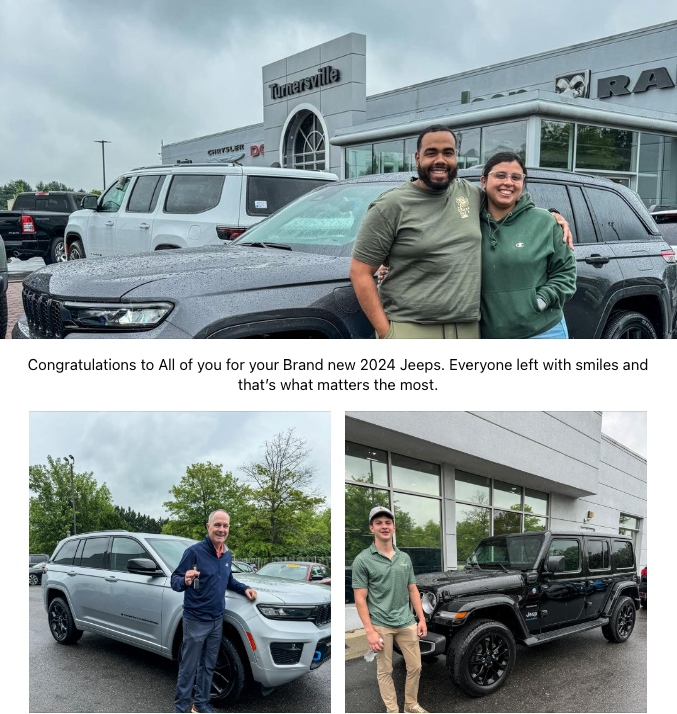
[[130, 163, 242, 171]]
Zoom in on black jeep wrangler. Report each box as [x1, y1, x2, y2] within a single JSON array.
[[415, 530, 639, 697]]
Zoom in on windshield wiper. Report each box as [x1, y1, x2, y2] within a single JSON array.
[[239, 241, 292, 251]]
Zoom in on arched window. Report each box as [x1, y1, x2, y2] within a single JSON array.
[[283, 110, 326, 170]]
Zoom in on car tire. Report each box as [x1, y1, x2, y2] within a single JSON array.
[[446, 619, 516, 697], [602, 595, 636, 643], [46, 236, 66, 264], [0, 291, 7, 339], [48, 596, 84, 644], [29, 573, 40, 586], [68, 240, 86, 260], [210, 634, 246, 705], [601, 311, 657, 339]]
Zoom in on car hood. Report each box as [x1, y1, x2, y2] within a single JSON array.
[[24, 245, 351, 300], [417, 568, 524, 597], [228, 573, 332, 606]]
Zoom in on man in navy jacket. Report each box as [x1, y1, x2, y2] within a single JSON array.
[[171, 510, 257, 713]]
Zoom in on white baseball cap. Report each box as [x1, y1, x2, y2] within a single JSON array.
[[369, 506, 395, 523]]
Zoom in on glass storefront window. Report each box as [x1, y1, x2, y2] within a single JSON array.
[[524, 488, 548, 516], [456, 502, 490, 566], [481, 121, 527, 163], [345, 442, 388, 486], [394, 492, 442, 572], [455, 470, 490, 504], [345, 484, 390, 564], [457, 127, 481, 169], [493, 509, 521, 535], [540, 120, 573, 170], [345, 145, 373, 179], [374, 140, 405, 173], [494, 480, 521, 510], [404, 137, 417, 172], [392, 453, 440, 496], [575, 125, 638, 172], [524, 515, 547, 532]]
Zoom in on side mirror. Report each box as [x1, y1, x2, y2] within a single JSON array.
[[82, 194, 99, 210], [127, 558, 164, 576], [546, 555, 566, 573]]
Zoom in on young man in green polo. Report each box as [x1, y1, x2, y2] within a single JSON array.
[[352, 507, 428, 714]]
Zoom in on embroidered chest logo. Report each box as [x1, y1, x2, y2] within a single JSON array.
[[456, 196, 470, 218], [515, 242, 525, 248]]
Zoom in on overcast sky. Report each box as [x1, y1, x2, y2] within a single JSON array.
[[2, 1, 676, 191], [29, 412, 331, 519], [601, 411, 646, 458]]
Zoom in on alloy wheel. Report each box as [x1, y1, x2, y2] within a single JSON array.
[[468, 633, 511, 687]]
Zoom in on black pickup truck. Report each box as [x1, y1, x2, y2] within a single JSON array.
[[414, 530, 639, 697], [0, 191, 85, 264]]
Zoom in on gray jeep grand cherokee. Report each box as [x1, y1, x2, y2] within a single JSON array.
[[42, 532, 331, 706], [13, 168, 677, 339]]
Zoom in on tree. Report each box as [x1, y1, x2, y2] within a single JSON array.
[[162, 462, 252, 545], [239, 429, 326, 555], [114, 505, 166, 533], [29, 456, 125, 554]]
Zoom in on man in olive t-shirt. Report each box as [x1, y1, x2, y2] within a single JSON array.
[[351, 125, 481, 339], [352, 507, 428, 713]]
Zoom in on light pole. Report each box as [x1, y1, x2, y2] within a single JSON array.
[[64, 455, 76, 535], [94, 140, 111, 190]]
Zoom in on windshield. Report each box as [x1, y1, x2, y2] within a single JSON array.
[[147, 537, 196, 571], [257, 562, 309, 581], [469, 534, 545, 570], [233, 181, 399, 256]]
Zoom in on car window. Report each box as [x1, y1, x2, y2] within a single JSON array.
[[35, 196, 70, 211], [52, 540, 79, 565], [547, 538, 580, 572], [99, 178, 132, 213], [146, 537, 197, 571], [246, 176, 333, 217], [524, 182, 574, 232], [568, 186, 597, 244], [611, 540, 634, 569], [236, 181, 399, 256], [80, 537, 109, 569], [258, 562, 309, 581], [12, 195, 35, 210], [127, 175, 166, 213], [584, 187, 650, 241], [164, 174, 224, 214], [586, 539, 610, 570], [110, 537, 153, 572]]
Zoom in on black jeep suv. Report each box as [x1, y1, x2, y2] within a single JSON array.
[[415, 530, 639, 697]]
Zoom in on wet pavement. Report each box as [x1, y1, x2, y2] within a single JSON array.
[[4, 257, 37, 338]]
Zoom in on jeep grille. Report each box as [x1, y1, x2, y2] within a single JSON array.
[[22, 286, 65, 338], [313, 603, 331, 626]]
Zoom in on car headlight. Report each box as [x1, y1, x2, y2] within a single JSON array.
[[64, 302, 173, 330], [257, 604, 316, 620], [421, 591, 438, 617]]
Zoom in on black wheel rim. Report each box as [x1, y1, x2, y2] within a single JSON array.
[[618, 603, 635, 637], [468, 633, 510, 687], [49, 601, 68, 641], [211, 646, 236, 698]]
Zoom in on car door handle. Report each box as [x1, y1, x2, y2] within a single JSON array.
[[104, 221, 115, 227], [105, 576, 119, 582], [139, 223, 150, 230], [67, 571, 77, 577], [584, 254, 610, 265]]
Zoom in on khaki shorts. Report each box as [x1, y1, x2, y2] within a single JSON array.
[[377, 321, 480, 339]]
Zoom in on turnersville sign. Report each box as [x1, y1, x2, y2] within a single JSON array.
[[269, 66, 341, 100]]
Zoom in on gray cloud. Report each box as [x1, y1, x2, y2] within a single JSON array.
[[2, 0, 675, 189], [601, 412, 646, 458], [29, 411, 331, 518]]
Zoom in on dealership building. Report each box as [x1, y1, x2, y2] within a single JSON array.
[[163, 22, 677, 209], [344, 412, 647, 572]]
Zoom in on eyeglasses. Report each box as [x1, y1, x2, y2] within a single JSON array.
[[488, 171, 526, 182]]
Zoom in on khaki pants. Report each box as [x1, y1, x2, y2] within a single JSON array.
[[373, 623, 422, 712], [377, 321, 480, 339]]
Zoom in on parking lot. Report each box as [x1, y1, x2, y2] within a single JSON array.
[[345, 607, 646, 713], [30, 586, 330, 713]]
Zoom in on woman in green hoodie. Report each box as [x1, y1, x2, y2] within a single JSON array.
[[480, 152, 576, 338]]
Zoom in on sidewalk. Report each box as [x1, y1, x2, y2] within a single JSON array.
[[5, 280, 23, 339], [345, 604, 368, 661]]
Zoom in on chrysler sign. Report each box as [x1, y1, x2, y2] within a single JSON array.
[[269, 66, 341, 100]]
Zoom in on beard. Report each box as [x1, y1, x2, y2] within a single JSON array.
[[417, 163, 458, 191]]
